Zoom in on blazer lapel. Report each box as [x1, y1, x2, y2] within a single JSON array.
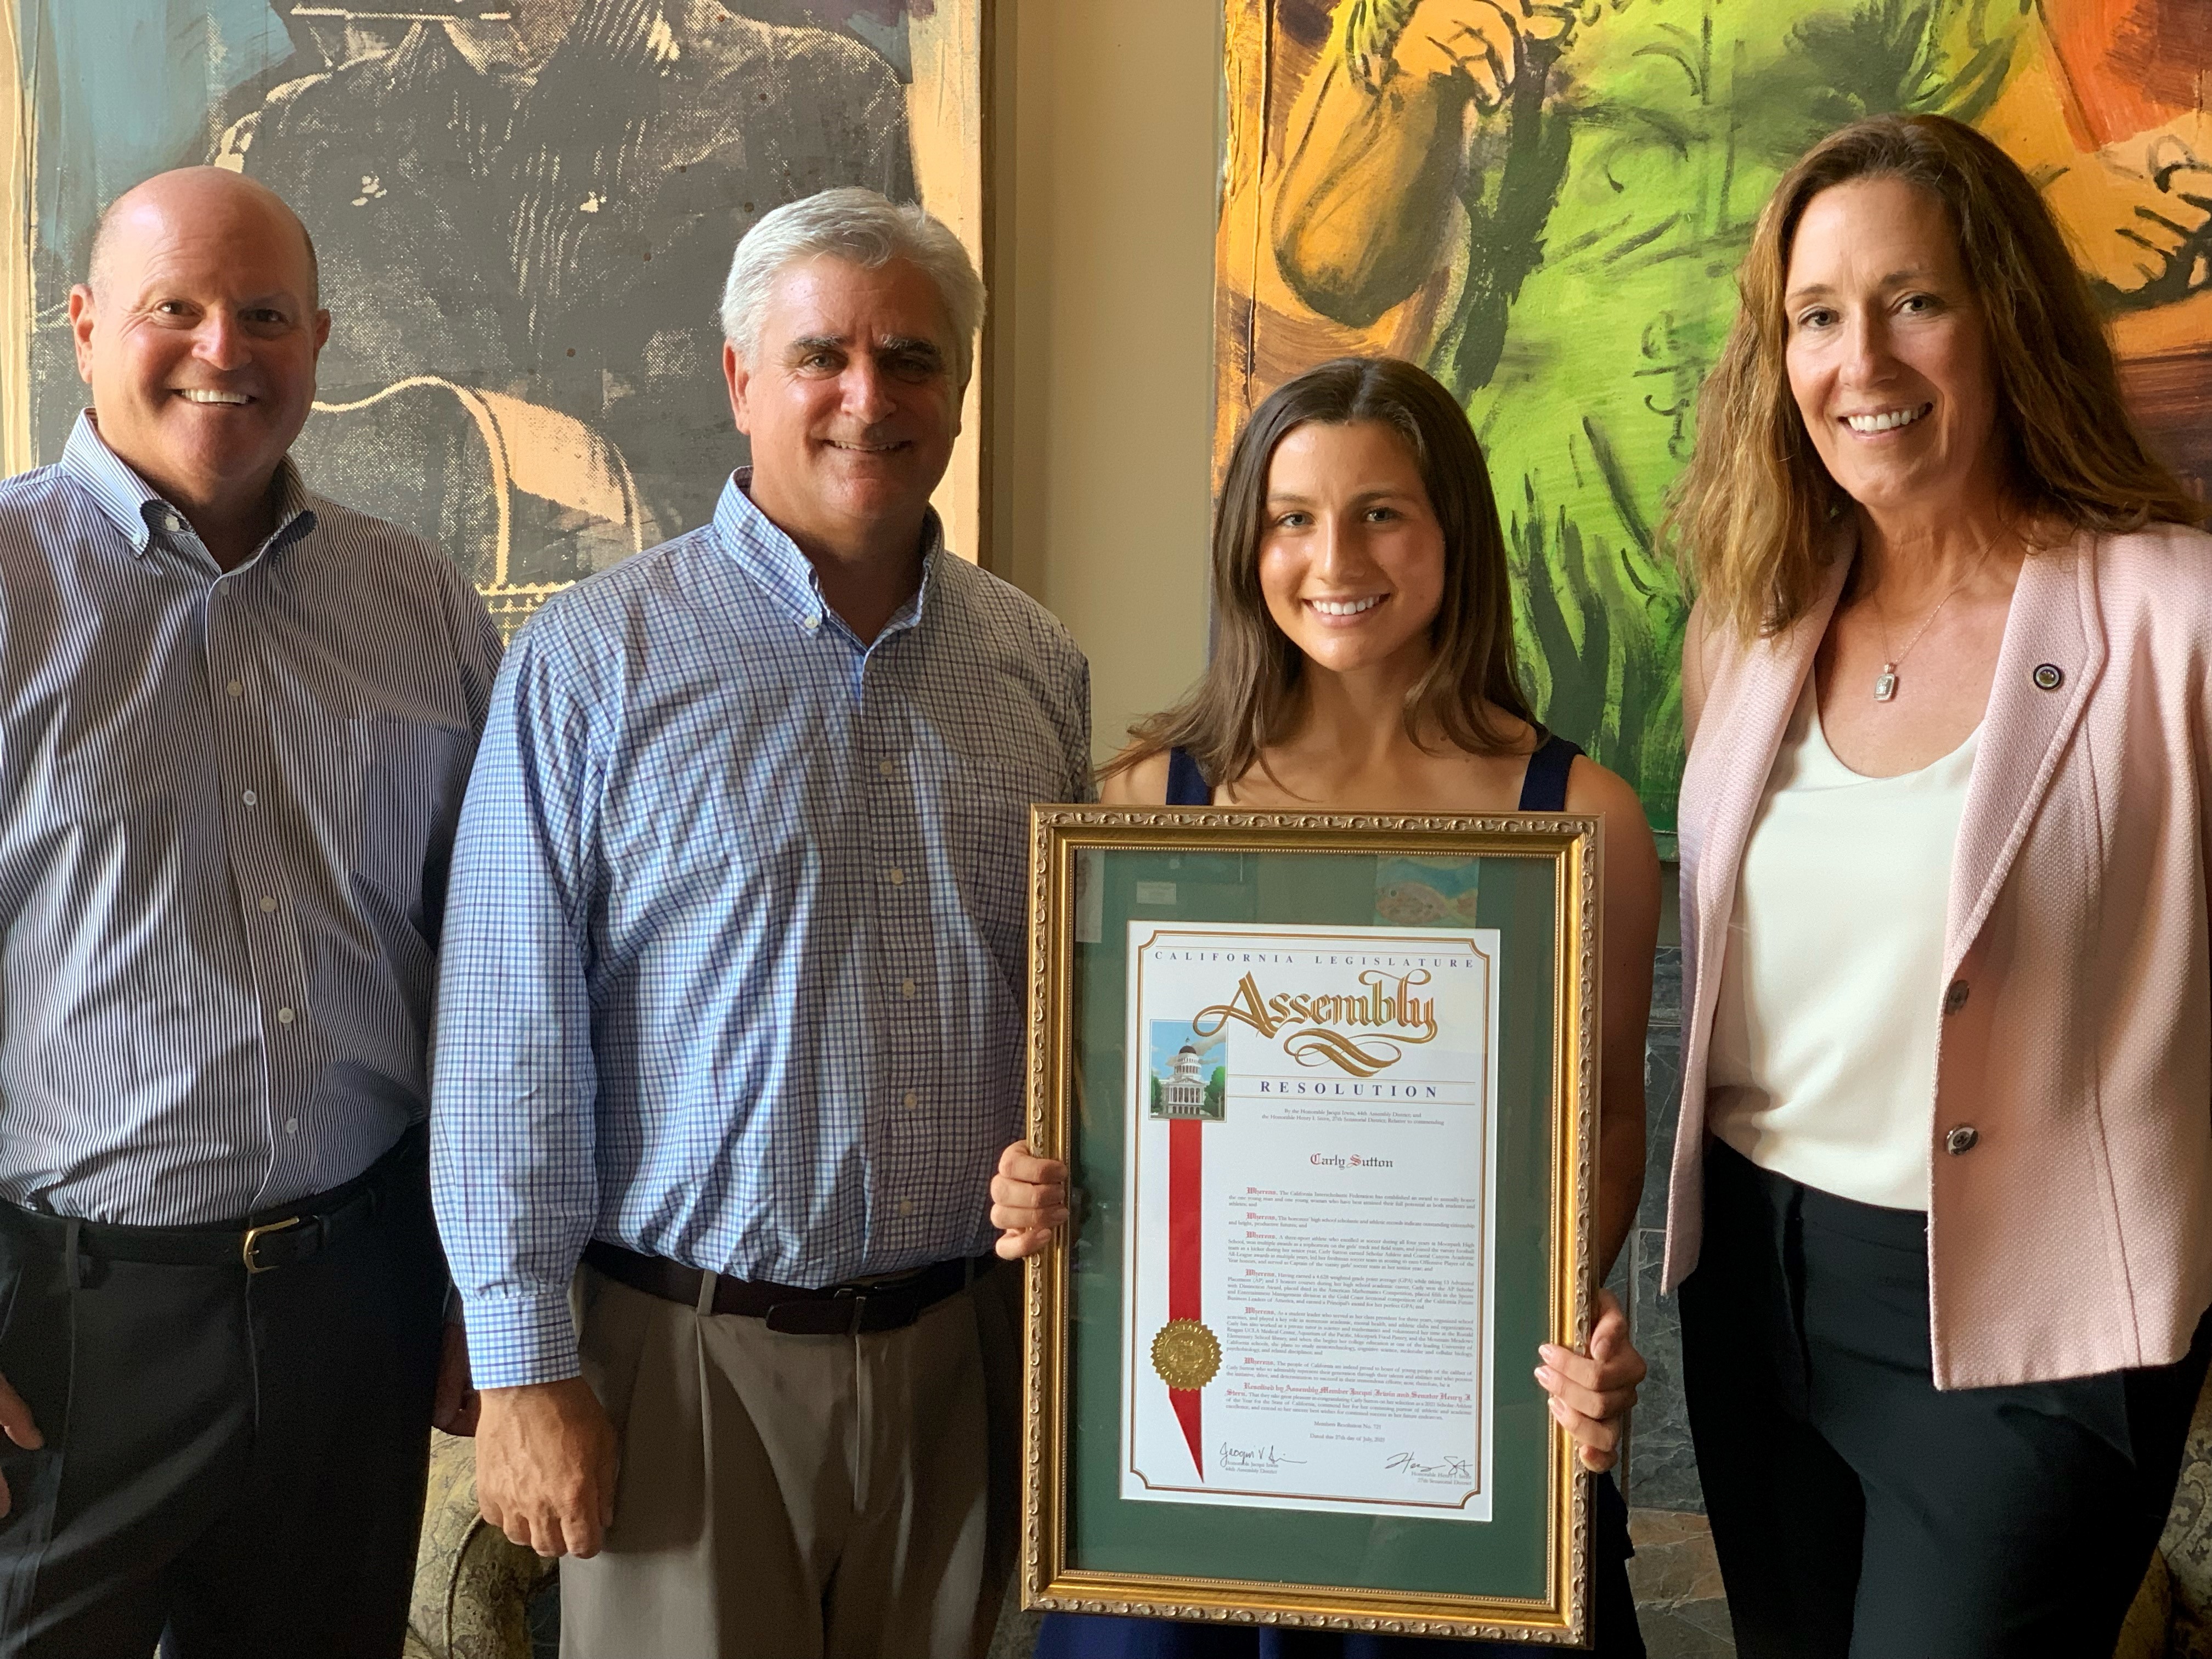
[[1689, 557, 1851, 944], [1668, 549, 1848, 1290], [1945, 532, 2104, 970]]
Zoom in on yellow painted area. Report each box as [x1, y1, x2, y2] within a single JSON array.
[[0, 0, 31, 480], [910, 0, 988, 565]]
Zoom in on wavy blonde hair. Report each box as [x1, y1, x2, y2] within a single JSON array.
[[1667, 113, 2202, 637]]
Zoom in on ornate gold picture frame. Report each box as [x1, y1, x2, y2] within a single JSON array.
[[1021, 805, 1602, 1644]]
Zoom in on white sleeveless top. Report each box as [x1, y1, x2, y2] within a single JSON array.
[[1706, 681, 1979, 1211]]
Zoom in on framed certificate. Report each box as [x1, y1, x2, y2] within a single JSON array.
[[1020, 806, 1601, 1644]]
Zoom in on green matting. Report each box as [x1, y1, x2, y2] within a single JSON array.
[[1062, 846, 1561, 1599]]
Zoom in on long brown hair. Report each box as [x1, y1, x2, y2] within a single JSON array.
[[1666, 112, 2203, 638], [1108, 356, 1537, 786]]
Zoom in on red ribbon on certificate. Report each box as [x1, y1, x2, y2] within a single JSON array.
[[1166, 1114, 1205, 1476]]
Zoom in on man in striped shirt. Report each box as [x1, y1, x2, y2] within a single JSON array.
[[0, 167, 500, 1656], [433, 189, 1090, 1657]]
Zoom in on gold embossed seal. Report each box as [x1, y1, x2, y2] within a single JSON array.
[[1150, 1319, 1221, 1389]]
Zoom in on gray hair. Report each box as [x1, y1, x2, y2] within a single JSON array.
[[718, 187, 985, 390]]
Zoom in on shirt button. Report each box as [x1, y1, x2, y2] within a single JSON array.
[[240, 789, 258, 806], [1943, 980, 1969, 1015], [276, 1007, 296, 1025], [1944, 1125, 1979, 1156], [284, 1118, 299, 1136], [226, 680, 243, 698], [887, 867, 905, 887], [900, 978, 917, 999], [904, 1090, 920, 1109], [259, 896, 278, 913], [898, 1199, 915, 1217], [877, 759, 895, 779]]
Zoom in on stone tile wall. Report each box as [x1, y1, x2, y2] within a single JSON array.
[[1613, 946, 1735, 1656]]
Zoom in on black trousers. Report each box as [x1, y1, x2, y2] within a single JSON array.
[[0, 1157, 445, 1659], [1680, 1141, 2212, 1659]]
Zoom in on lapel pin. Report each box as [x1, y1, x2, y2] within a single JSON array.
[[2032, 663, 2063, 692]]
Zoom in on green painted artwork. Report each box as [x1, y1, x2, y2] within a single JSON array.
[[1218, 0, 2212, 836]]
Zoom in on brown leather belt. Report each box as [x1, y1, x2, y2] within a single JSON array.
[[581, 1239, 997, 1336]]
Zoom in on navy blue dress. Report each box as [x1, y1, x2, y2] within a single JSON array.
[[1036, 733, 1645, 1659]]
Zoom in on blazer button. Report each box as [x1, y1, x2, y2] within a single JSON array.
[[1945, 1125, 1979, 1156], [1943, 979, 1969, 1014], [2033, 663, 2064, 692]]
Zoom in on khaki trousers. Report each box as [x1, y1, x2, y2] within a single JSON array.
[[558, 1260, 1022, 1659]]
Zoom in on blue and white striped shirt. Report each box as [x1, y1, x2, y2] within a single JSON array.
[[0, 414, 503, 1226], [432, 474, 1090, 1389]]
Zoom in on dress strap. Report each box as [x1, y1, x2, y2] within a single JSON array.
[[1169, 741, 1573, 809], [1164, 748, 1212, 806], [1516, 732, 1584, 813]]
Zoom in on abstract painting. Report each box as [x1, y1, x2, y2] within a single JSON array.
[[1, 0, 988, 634], [1218, 0, 2212, 834]]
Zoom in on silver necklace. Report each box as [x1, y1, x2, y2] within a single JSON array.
[[1870, 534, 1999, 703]]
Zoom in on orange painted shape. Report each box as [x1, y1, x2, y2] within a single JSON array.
[[2042, 0, 2206, 149]]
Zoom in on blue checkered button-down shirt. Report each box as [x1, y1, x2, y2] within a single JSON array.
[[433, 473, 1090, 1389], [0, 414, 501, 1225]]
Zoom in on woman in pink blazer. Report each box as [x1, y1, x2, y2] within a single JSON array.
[[1664, 113, 2212, 1656]]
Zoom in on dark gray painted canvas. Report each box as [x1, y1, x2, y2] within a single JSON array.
[[16, 0, 978, 632]]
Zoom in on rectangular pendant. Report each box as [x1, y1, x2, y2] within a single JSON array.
[[1874, 670, 1898, 702]]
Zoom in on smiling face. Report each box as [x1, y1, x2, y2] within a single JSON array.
[[1782, 174, 2006, 523], [1256, 419, 1446, 680], [69, 168, 328, 521], [725, 254, 961, 549]]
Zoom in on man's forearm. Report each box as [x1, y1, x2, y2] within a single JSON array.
[[432, 637, 606, 1390], [452, 1283, 589, 1390]]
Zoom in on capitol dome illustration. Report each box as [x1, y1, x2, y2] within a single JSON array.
[[1161, 1043, 1208, 1115]]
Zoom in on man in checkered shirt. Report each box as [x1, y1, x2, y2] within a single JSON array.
[[432, 188, 1090, 1658]]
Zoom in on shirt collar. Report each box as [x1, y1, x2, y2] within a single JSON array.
[[710, 467, 942, 642], [61, 411, 318, 563]]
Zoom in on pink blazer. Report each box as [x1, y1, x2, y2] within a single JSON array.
[[1667, 522, 2212, 1389]]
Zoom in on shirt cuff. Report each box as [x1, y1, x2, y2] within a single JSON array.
[[458, 1287, 583, 1390]]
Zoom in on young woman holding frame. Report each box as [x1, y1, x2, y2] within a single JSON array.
[[992, 355, 1658, 1657]]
